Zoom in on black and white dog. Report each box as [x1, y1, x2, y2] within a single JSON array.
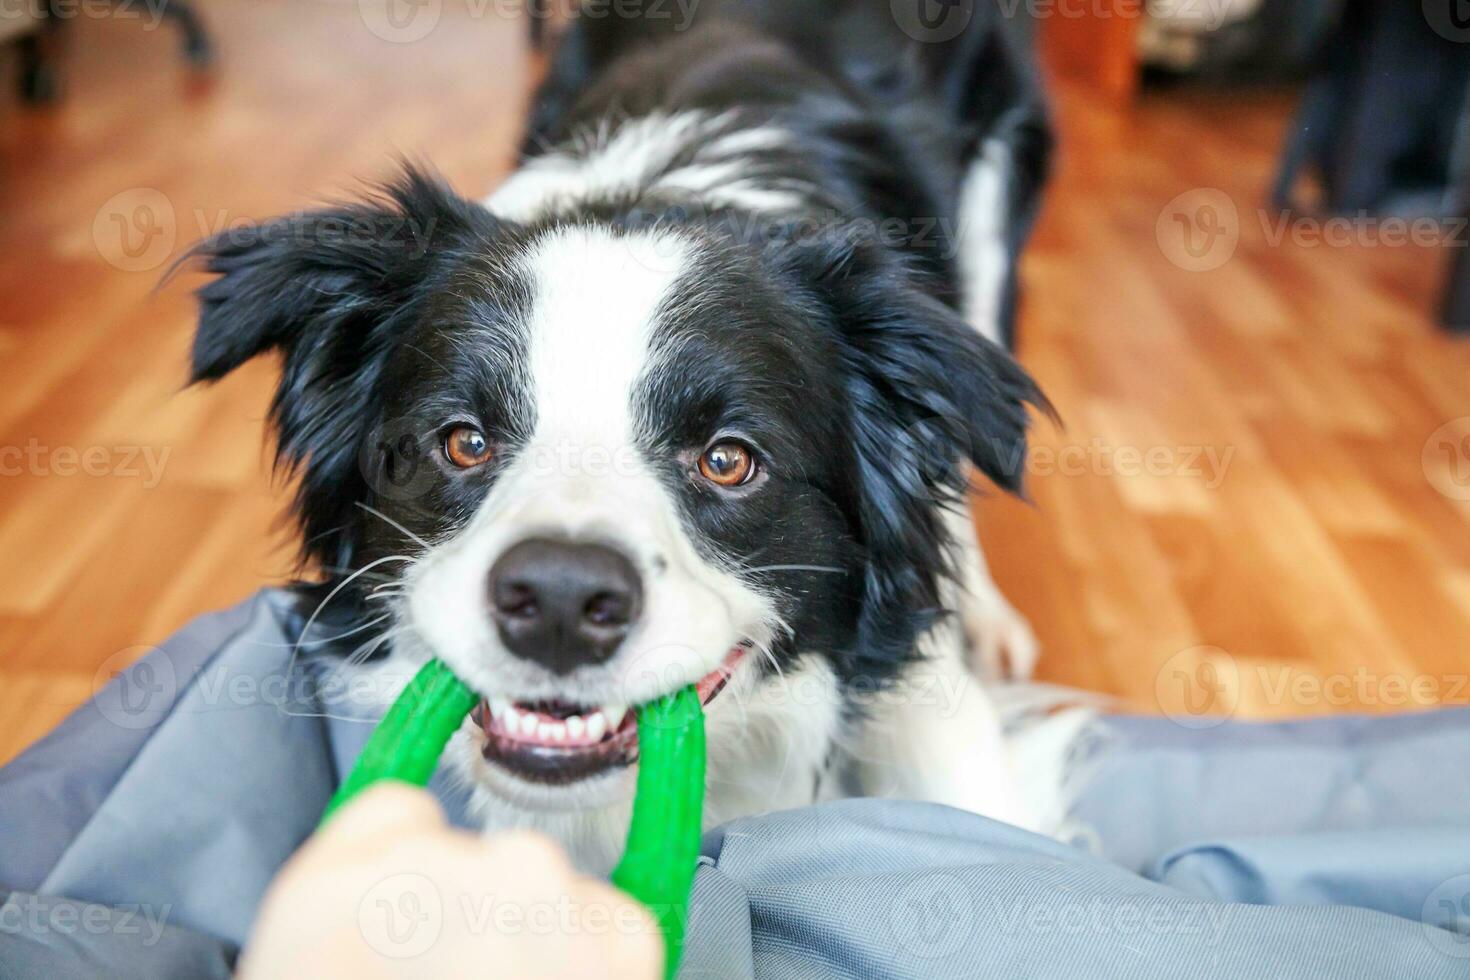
[[189, 0, 1056, 869]]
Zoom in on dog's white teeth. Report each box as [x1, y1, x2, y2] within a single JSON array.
[[603, 704, 628, 732], [566, 715, 587, 739], [487, 697, 510, 721], [519, 712, 539, 737], [585, 712, 607, 742], [501, 705, 522, 732]]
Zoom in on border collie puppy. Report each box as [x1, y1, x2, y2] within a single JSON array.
[[188, 1, 1054, 869]]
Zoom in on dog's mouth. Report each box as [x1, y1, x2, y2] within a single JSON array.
[[471, 642, 750, 785]]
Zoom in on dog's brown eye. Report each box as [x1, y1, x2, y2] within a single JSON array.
[[444, 427, 493, 469], [698, 441, 756, 487]]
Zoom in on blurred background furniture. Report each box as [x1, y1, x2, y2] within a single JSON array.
[[7, 0, 212, 104], [2, 3, 50, 101], [1446, 209, 1470, 334], [1272, 0, 1470, 216]]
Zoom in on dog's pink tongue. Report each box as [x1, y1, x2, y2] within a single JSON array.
[[696, 644, 750, 704]]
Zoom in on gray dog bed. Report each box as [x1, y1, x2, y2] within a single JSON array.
[[2, 590, 1468, 977]]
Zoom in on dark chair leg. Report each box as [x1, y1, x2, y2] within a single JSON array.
[[17, 29, 58, 103], [1443, 219, 1470, 334], [159, 0, 213, 66], [528, 0, 548, 51]]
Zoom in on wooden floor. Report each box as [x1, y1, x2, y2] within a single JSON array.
[[1, 2, 1467, 763]]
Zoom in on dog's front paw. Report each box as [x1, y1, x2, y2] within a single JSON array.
[[957, 588, 1040, 682]]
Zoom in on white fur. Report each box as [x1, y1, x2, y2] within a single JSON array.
[[376, 115, 1060, 868], [489, 111, 808, 221], [850, 615, 1034, 830], [940, 503, 1040, 682], [949, 135, 1042, 681], [954, 138, 1012, 346], [397, 226, 802, 866]]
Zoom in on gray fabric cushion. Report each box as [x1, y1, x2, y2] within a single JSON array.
[[2, 590, 1468, 977], [683, 802, 1470, 978]]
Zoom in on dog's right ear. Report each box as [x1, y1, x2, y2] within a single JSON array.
[[184, 167, 502, 569], [188, 166, 497, 383]]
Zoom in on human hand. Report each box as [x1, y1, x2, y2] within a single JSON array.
[[238, 784, 662, 979]]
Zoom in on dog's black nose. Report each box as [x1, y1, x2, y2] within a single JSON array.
[[487, 538, 642, 674]]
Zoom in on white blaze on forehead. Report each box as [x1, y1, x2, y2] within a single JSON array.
[[517, 226, 686, 456], [404, 223, 777, 725]]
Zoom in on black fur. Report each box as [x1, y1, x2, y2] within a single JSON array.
[[188, 171, 507, 571], [186, 1, 1051, 695]]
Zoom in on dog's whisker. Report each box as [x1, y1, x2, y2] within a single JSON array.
[[251, 613, 395, 650], [342, 626, 411, 668], [741, 564, 846, 575], [291, 554, 421, 682], [318, 564, 399, 583], [354, 502, 431, 550]]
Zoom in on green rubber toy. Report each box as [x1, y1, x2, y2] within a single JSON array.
[[319, 658, 706, 979]]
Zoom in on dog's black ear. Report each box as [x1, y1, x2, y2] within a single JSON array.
[[189, 166, 494, 382], [781, 233, 1052, 663], [184, 167, 500, 568]]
